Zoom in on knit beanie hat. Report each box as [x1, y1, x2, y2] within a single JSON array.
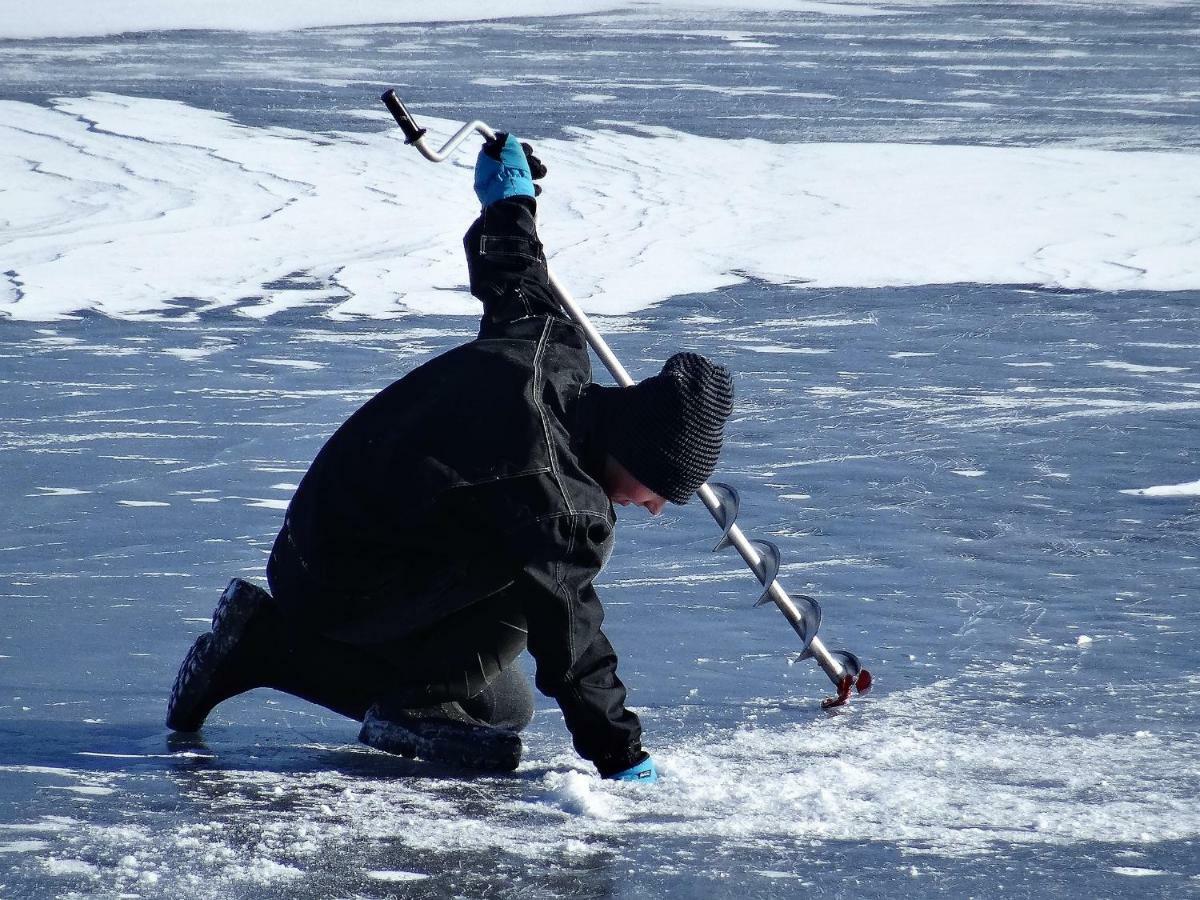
[[595, 352, 734, 504]]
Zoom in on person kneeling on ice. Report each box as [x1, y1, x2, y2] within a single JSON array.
[[165, 132, 733, 781]]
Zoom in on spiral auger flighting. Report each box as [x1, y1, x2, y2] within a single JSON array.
[[380, 89, 873, 709], [704, 483, 871, 708]]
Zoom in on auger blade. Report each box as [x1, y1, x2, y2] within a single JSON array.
[[749, 539, 781, 606], [781, 592, 822, 655], [709, 482, 740, 552], [830, 649, 864, 677]]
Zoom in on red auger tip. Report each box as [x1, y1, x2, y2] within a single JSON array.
[[820, 669, 873, 710], [821, 674, 854, 710]]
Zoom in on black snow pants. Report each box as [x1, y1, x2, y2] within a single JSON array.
[[237, 536, 535, 732]]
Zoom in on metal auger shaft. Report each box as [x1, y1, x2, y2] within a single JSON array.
[[695, 483, 845, 683], [380, 89, 871, 707]]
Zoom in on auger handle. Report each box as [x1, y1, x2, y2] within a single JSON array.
[[381, 89, 427, 145], [379, 91, 868, 703], [380, 88, 495, 161]]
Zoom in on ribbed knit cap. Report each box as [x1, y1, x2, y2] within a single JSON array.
[[596, 352, 734, 504]]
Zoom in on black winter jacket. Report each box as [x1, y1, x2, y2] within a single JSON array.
[[269, 197, 643, 773]]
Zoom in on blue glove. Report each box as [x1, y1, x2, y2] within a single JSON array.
[[605, 756, 658, 783], [474, 133, 545, 208]]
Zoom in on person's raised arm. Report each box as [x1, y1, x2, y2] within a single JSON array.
[[463, 134, 563, 329]]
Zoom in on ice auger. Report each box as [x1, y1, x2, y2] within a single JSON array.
[[380, 90, 872, 708]]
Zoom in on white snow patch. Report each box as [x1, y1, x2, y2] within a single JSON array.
[[890, 352, 935, 359], [366, 870, 431, 882], [0, 821, 74, 833], [117, 500, 171, 507], [3, 95, 1200, 321], [572, 94, 617, 103], [162, 346, 226, 361], [1113, 867, 1167, 877], [3, 1, 906, 40], [951, 469, 986, 478], [1090, 361, 1187, 374], [1120, 479, 1200, 498], [744, 344, 831, 354], [48, 785, 116, 796], [0, 1, 621, 39], [248, 358, 326, 371], [0, 840, 49, 853], [246, 498, 291, 510], [26, 487, 92, 497], [1076, 634, 1094, 646]]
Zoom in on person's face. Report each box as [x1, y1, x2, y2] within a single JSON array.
[[602, 456, 667, 516]]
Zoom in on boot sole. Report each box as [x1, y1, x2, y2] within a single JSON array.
[[359, 705, 522, 773]]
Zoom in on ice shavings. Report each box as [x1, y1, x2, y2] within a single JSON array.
[[544, 770, 623, 820], [9, 689, 1198, 899], [41, 858, 99, 877], [1120, 479, 1200, 498], [3, 95, 1199, 321]]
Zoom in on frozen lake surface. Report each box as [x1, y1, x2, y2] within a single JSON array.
[[2, 4, 1199, 898], [3, 286, 1198, 897]]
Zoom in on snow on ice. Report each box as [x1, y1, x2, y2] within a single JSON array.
[[2, 94, 1198, 321], [2, 0, 907, 40], [2, 4, 1198, 896], [1120, 479, 1200, 498]]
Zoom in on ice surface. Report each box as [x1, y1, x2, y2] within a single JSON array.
[[2, 5, 1198, 898], [2, 95, 1198, 321], [2, 281, 1197, 896]]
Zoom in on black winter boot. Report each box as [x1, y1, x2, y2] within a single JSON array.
[[358, 702, 523, 773], [166, 578, 272, 732]]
